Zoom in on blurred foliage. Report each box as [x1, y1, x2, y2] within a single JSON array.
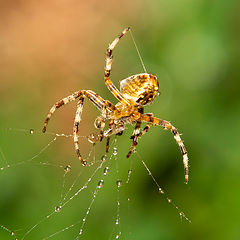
[[0, 0, 240, 239]]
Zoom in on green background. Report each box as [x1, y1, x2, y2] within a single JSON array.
[[0, 0, 240, 239]]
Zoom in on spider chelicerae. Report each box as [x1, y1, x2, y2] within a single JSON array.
[[42, 27, 189, 184]]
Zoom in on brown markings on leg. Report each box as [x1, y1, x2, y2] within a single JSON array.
[[140, 114, 189, 184]]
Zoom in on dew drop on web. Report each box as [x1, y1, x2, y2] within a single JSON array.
[[101, 155, 108, 162], [97, 179, 104, 188], [55, 206, 62, 213], [64, 165, 71, 173], [116, 180, 122, 188], [29, 129, 34, 134], [104, 167, 110, 175], [113, 147, 118, 156]]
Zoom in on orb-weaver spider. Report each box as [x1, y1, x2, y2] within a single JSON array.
[[42, 27, 189, 183]]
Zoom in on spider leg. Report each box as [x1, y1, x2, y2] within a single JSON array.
[[106, 136, 110, 153], [127, 122, 153, 158], [73, 97, 87, 166], [105, 27, 131, 105], [43, 91, 81, 133], [127, 121, 141, 158], [127, 113, 153, 158], [136, 123, 152, 138], [42, 90, 108, 133], [43, 90, 114, 166], [106, 119, 114, 153], [137, 114, 189, 184], [130, 113, 153, 139]]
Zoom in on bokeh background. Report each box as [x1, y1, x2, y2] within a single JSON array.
[[1, 0, 240, 239]]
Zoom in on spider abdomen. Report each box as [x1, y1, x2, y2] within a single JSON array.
[[120, 73, 159, 106]]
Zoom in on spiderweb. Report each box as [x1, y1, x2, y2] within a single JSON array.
[[0, 122, 191, 240]]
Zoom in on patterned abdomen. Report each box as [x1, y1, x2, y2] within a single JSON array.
[[120, 73, 159, 106]]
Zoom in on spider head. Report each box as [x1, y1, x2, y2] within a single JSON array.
[[120, 73, 160, 106]]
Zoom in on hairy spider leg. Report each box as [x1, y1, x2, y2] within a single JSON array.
[[73, 97, 86, 165], [127, 122, 153, 158], [42, 90, 106, 133], [134, 114, 189, 184], [42, 91, 81, 133], [42, 90, 110, 165], [106, 136, 110, 153], [136, 123, 152, 138], [106, 119, 114, 153], [127, 121, 141, 158], [105, 27, 131, 106], [127, 113, 153, 158]]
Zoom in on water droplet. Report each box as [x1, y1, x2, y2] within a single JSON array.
[[159, 188, 164, 194], [64, 165, 71, 173], [104, 167, 110, 175], [0, 167, 4, 171], [128, 169, 132, 174], [55, 206, 62, 212], [113, 147, 118, 155], [29, 129, 34, 134], [97, 179, 104, 188], [79, 229, 83, 235], [115, 219, 119, 225], [82, 218, 86, 222], [11, 231, 15, 236], [116, 180, 122, 188], [101, 155, 107, 162], [167, 198, 172, 203]]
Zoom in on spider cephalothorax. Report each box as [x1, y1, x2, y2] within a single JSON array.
[[42, 27, 189, 183]]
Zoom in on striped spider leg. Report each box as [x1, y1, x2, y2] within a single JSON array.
[[130, 113, 189, 184], [42, 90, 114, 165], [127, 120, 141, 158], [127, 113, 153, 158], [105, 27, 131, 106]]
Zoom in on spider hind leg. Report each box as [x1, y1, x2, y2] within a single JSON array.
[[139, 114, 189, 184]]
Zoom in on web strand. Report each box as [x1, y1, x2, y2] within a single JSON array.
[[129, 29, 147, 73], [136, 151, 191, 223]]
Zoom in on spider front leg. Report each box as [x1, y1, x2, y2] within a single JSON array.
[[137, 114, 189, 184], [42, 90, 106, 133], [42, 90, 111, 166], [105, 27, 131, 106], [42, 91, 83, 133]]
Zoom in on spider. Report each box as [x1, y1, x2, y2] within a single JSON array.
[[42, 27, 189, 184]]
